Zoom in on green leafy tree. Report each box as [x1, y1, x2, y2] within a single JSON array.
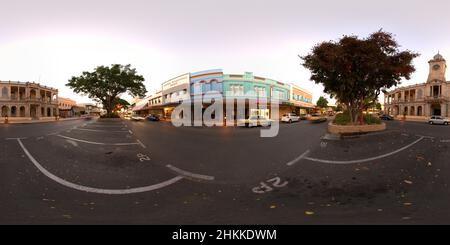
[[67, 64, 146, 117], [316, 96, 329, 108], [376, 102, 382, 111], [302, 30, 418, 124]]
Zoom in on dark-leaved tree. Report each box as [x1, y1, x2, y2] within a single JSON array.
[[67, 64, 147, 117], [302, 30, 419, 124], [316, 96, 329, 108]]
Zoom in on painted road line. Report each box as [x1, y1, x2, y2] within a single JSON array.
[[56, 134, 140, 146], [128, 130, 134, 135], [166, 164, 215, 181], [16, 138, 184, 195], [286, 150, 311, 166], [136, 139, 146, 149], [6, 137, 27, 140], [72, 127, 128, 133], [440, 139, 450, 143], [83, 125, 126, 128], [416, 135, 435, 140], [304, 136, 425, 165]]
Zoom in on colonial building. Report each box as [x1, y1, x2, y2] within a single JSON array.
[[58, 97, 77, 118], [384, 53, 449, 118], [0, 81, 59, 121]]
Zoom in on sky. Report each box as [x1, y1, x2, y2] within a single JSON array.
[[1, 0, 450, 105]]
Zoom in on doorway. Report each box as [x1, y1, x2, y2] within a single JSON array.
[[431, 104, 441, 116]]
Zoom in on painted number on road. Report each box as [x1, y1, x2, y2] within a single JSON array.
[[252, 177, 288, 194], [137, 153, 151, 162]]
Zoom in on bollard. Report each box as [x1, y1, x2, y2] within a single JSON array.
[[4, 116, 8, 124]]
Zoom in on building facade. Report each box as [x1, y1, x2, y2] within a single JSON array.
[[133, 69, 315, 121], [384, 53, 449, 118], [0, 81, 58, 121], [58, 97, 77, 118]]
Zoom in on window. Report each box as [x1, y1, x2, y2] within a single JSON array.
[[1, 87, 8, 98], [254, 86, 266, 97], [229, 85, 244, 96]]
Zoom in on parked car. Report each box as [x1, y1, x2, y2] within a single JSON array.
[[379, 114, 394, 120], [299, 114, 308, 120], [238, 116, 273, 128], [428, 116, 449, 125], [281, 113, 300, 123], [146, 114, 160, 121], [310, 117, 328, 124], [131, 115, 146, 121], [81, 115, 93, 120]]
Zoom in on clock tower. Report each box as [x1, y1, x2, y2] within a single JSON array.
[[427, 53, 447, 83]]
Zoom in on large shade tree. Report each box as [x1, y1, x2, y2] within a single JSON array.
[[302, 30, 419, 124], [67, 64, 147, 117], [316, 96, 329, 108]]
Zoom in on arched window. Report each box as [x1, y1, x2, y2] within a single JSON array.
[[417, 106, 423, 116], [20, 106, 26, 117], [11, 106, 17, 117], [1, 106, 8, 117], [1, 87, 8, 98]]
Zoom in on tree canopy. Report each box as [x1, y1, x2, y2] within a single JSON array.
[[67, 64, 147, 117], [302, 30, 419, 124], [316, 96, 329, 108]]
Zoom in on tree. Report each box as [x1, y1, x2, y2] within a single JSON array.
[[376, 102, 382, 111], [112, 98, 131, 112], [302, 30, 418, 124], [316, 96, 329, 108], [67, 64, 146, 117]]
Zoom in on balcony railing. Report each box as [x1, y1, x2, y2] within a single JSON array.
[[425, 95, 449, 102]]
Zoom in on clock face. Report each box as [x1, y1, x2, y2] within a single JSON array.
[[433, 64, 441, 70]]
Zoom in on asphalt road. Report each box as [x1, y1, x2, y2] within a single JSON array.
[[1, 118, 450, 224]]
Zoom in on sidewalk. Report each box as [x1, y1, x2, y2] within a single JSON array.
[[0, 117, 84, 124]]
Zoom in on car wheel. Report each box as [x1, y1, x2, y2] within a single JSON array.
[[289, 120, 292, 124], [445, 122, 449, 126], [429, 121, 433, 125]]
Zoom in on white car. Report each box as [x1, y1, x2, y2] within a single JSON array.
[[429, 116, 449, 125], [238, 116, 273, 128], [281, 113, 300, 123], [131, 115, 146, 121]]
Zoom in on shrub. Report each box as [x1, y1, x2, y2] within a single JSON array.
[[333, 113, 352, 125], [333, 112, 381, 125], [364, 114, 382, 125]]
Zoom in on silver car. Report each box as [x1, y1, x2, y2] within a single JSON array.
[[429, 116, 450, 125]]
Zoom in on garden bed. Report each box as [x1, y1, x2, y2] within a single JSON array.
[[328, 122, 386, 134]]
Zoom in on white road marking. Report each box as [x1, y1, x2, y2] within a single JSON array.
[[128, 130, 133, 135], [136, 139, 146, 149], [6, 137, 27, 140], [72, 127, 128, 133], [56, 134, 140, 146], [440, 140, 450, 143], [83, 125, 126, 128], [166, 164, 215, 181], [303, 136, 424, 165], [16, 139, 184, 195], [286, 150, 311, 166], [416, 135, 435, 140], [66, 139, 79, 147]]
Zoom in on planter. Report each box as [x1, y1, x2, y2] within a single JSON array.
[[328, 122, 386, 135]]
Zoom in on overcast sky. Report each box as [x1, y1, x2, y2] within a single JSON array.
[[1, 0, 450, 104]]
